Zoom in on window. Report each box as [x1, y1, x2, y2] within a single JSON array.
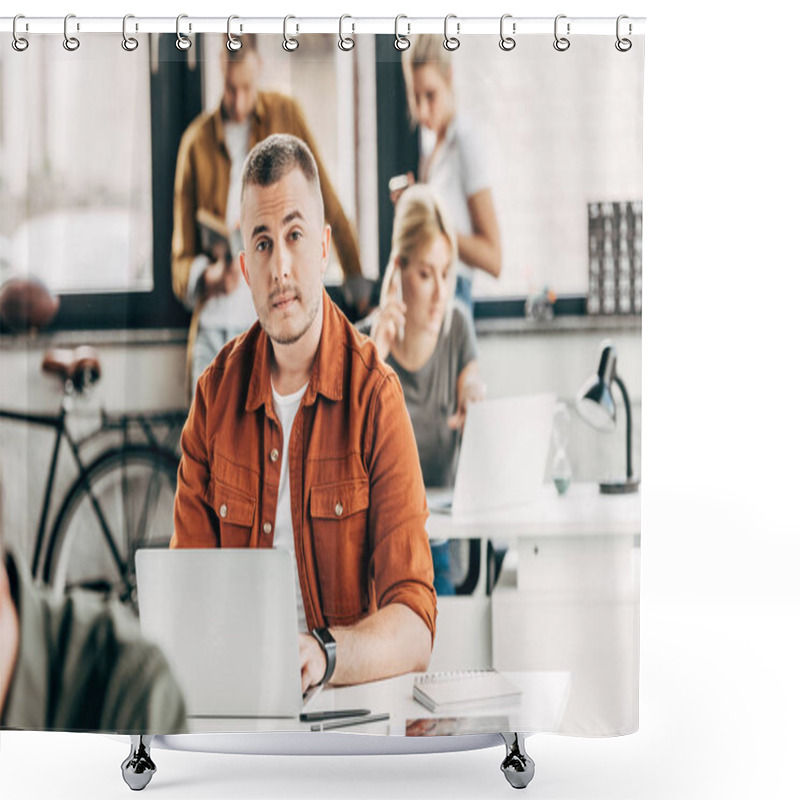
[[446, 36, 644, 301], [0, 36, 153, 295]]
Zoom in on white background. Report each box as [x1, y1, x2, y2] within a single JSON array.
[[2, 1, 799, 799]]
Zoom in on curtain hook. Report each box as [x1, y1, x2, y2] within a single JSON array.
[[175, 14, 191, 51], [394, 15, 410, 51], [443, 14, 460, 51], [12, 14, 29, 52], [553, 14, 570, 52], [226, 15, 242, 51], [122, 14, 139, 52], [283, 15, 299, 52], [63, 13, 80, 52], [615, 15, 632, 52], [499, 14, 516, 51], [338, 14, 355, 51]]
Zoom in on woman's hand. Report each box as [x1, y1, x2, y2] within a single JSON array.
[[371, 298, 407, 361], [390, 172, 416, 205], [448, 363, 486, 430]]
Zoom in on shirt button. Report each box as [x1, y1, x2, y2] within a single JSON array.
[[262, 522, 272, 535], [334, 501, 343, 517], [220, 504, 228, 518], [270, 448, 280, 462]]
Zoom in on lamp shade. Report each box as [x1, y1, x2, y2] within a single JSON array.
[[576, 342, 617, 432]]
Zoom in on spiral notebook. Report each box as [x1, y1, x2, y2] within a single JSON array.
[[412, 670, 523, 713]]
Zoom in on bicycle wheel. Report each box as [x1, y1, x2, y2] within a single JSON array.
[[42, 444, 179, 612]]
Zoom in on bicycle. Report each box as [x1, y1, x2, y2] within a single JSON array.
[[0, 344, 186, 611]]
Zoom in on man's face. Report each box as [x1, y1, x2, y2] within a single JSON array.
[[221, 53, 261, 123], [239, 169, 330, 346]]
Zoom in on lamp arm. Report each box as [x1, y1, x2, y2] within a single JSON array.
[[613, 374, 634, 481]]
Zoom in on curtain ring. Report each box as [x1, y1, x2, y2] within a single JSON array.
[[226, 15, 242, 51], [63, 14, 80, 52], [499, 14, 516, 51], [338, 15, 355, 51], [443, 14, 460, 51], [615, 15, 632, 52], [283, 15, 299, 52], [122, 14, 139, 52], [394, 15, 410, 51], [12, 15, 29, 52], [553, 14, 570, 52], [175, 14, 191, 51], [226, 16, 242, 51]]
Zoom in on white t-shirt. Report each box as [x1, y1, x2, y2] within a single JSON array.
[[272, 380, 310, 633], [418, 115, 492, 284], [187, 119, 258, 331]]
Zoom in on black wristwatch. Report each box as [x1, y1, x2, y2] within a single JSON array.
[[311, 627, 337, 685]]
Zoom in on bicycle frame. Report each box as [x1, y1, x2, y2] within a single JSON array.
[[0, 402, 186, 580]]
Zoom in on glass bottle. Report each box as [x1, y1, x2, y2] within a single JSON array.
[[551, 402, 573, 495]]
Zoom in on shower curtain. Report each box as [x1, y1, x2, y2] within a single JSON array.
[[0, 24, 643, 741]]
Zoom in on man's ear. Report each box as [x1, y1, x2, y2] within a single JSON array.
[[320, 224, 331, 277], [240, 250, 251, 287]]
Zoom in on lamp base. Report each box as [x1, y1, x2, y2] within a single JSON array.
[[599, 479, 639, 495]]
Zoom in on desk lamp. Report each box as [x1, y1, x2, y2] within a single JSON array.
[[575, 340, 639, 494]]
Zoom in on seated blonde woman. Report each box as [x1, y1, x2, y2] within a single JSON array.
[[361, 185, 485, 594]]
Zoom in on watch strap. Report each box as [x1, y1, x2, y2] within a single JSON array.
[[311, 627, 336, 685]]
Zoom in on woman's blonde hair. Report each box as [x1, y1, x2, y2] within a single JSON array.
[[381, 184, 458, 334], [401, 35, 453, 127]]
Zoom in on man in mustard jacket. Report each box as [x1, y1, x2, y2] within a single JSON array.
[[172, 35, 362, 390]]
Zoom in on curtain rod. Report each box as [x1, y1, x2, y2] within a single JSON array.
[[1, 16, 646, 37]]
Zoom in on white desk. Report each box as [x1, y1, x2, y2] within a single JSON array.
[[426, 483, 640, 735], [181, 670, 571, 738], [426, 482, 640, 540]]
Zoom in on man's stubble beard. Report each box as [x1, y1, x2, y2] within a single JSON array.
[[258, 287, 322, 346]]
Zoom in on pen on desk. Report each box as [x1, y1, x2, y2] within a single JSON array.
[[310, 713, 390, 732], [299, 709, 370, 723]]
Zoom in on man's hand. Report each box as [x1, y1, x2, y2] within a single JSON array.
[[298, 633, 327, 693], [200, 247, 240, 299]]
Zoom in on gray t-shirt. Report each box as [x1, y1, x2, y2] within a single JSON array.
[[362, 302, 478, 488]]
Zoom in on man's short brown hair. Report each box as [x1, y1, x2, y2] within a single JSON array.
[[240, 133, 323, 210]]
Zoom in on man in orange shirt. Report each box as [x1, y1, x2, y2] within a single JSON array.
[[171, 134, 436, 692]]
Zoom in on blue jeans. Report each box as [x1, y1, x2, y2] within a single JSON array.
[[455, 275, 474, 314], [192, 326, 244, 391], [430, 540, 455, 596]]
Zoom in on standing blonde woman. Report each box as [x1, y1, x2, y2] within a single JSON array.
[[363, 185, 485, 594], [399, 35, 502, 310]]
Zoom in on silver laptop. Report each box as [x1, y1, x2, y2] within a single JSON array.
[[427, 393, 557, 516], [136, 548, 308, 718]]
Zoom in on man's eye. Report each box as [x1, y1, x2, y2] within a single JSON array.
[[256, 240, 271, 253], [290, 230, 302, 241]]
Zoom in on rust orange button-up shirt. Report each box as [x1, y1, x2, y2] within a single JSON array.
[[171, 292, 436, 639]]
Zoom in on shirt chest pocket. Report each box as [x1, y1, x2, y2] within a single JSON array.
[[309, 478, 370, 624], [209, 478, 256, 548]]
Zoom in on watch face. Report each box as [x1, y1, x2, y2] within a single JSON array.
[[314, 627, 335, 647]]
